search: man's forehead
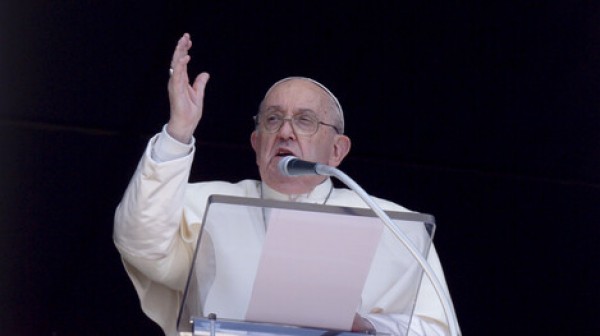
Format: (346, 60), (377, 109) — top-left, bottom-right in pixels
(264, 77), (343, 111)
(265, 79), (327, 101)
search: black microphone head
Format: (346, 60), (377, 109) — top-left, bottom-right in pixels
(278, 156), (324, 176)
(278, 156), (299, 176)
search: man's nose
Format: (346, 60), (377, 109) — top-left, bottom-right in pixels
(277, 118), (296, 139)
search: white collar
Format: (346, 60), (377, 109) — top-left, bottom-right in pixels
(260, 179), (334, 204)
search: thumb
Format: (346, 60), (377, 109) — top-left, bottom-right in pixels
(192, 72), (210, 99)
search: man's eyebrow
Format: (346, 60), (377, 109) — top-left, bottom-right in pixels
(297, 108), (317, 115)
(263, 106), (317, 115)
(264, 106), (283, 113)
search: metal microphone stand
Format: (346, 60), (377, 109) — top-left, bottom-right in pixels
(316, 164), (461, 336)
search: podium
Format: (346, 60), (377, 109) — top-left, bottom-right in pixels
(177, 195), (435, 336)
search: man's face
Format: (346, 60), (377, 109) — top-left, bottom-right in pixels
(251, 79), (350, 194)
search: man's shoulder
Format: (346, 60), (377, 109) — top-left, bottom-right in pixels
(185, 179), (260, 197)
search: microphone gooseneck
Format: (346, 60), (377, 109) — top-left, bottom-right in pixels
(277, 156), (461, 336)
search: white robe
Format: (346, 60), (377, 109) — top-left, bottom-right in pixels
(114, 131), (457, 336)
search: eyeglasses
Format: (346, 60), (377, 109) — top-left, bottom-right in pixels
(254, 111), (340, 136)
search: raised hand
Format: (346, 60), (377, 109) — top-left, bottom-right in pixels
(166, 33), (210, 144)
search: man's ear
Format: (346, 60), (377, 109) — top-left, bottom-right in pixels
(250, 131), (259, 165)
(250, 131), (258, 151)
(328, 134), (351, 167)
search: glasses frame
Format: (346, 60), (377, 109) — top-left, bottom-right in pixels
(253, 112), (341, 136)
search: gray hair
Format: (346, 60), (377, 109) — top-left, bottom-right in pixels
(259, 76), (345, 134)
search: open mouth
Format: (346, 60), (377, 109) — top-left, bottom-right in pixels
(275, 148), (295, 158)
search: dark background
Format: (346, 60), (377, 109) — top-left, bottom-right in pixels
(1, 1), (598, 335)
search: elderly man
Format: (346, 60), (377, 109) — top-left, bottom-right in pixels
(114, 33), (455, 336)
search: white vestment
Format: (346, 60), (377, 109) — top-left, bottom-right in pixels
(114, 130), (456, 336)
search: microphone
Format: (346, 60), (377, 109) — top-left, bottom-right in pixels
(278, 156), (334, 176)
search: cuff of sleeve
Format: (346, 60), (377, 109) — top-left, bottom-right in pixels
(151, 124), (195, 162)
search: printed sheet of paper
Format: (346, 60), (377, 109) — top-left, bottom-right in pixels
(245, 208), (384, 331)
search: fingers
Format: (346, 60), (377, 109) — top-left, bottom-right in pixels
(170, 33), (192, 79)
(170, 55), (191, 87)
(171, 33), (191, 67)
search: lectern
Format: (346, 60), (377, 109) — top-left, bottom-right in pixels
(177, 195), (435, 336)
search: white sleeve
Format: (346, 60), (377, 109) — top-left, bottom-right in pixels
(113, 129), (195, 259)
(112, 129), (201, 336)
(151, 124), (194, 162)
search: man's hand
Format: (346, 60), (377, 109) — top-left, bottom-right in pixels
(167, 33), (210, 144)
(352, 313), (376, 334)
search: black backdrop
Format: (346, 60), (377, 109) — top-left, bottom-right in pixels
(1, 1), (599, 335)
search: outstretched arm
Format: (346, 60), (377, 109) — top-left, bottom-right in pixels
(114, 33), (209, 274)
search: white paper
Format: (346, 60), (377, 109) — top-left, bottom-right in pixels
(245, 208), (384, 331)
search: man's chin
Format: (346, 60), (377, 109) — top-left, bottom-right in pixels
(265, 157), (296, 177)
(263, 174), (325, 195)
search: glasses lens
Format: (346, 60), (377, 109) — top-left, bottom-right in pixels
(292, 113), (318, 134)
(260, 112), (320, 135)
(263, 113), (283, 132)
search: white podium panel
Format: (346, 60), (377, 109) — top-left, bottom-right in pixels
(177, 195), (435, 336)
